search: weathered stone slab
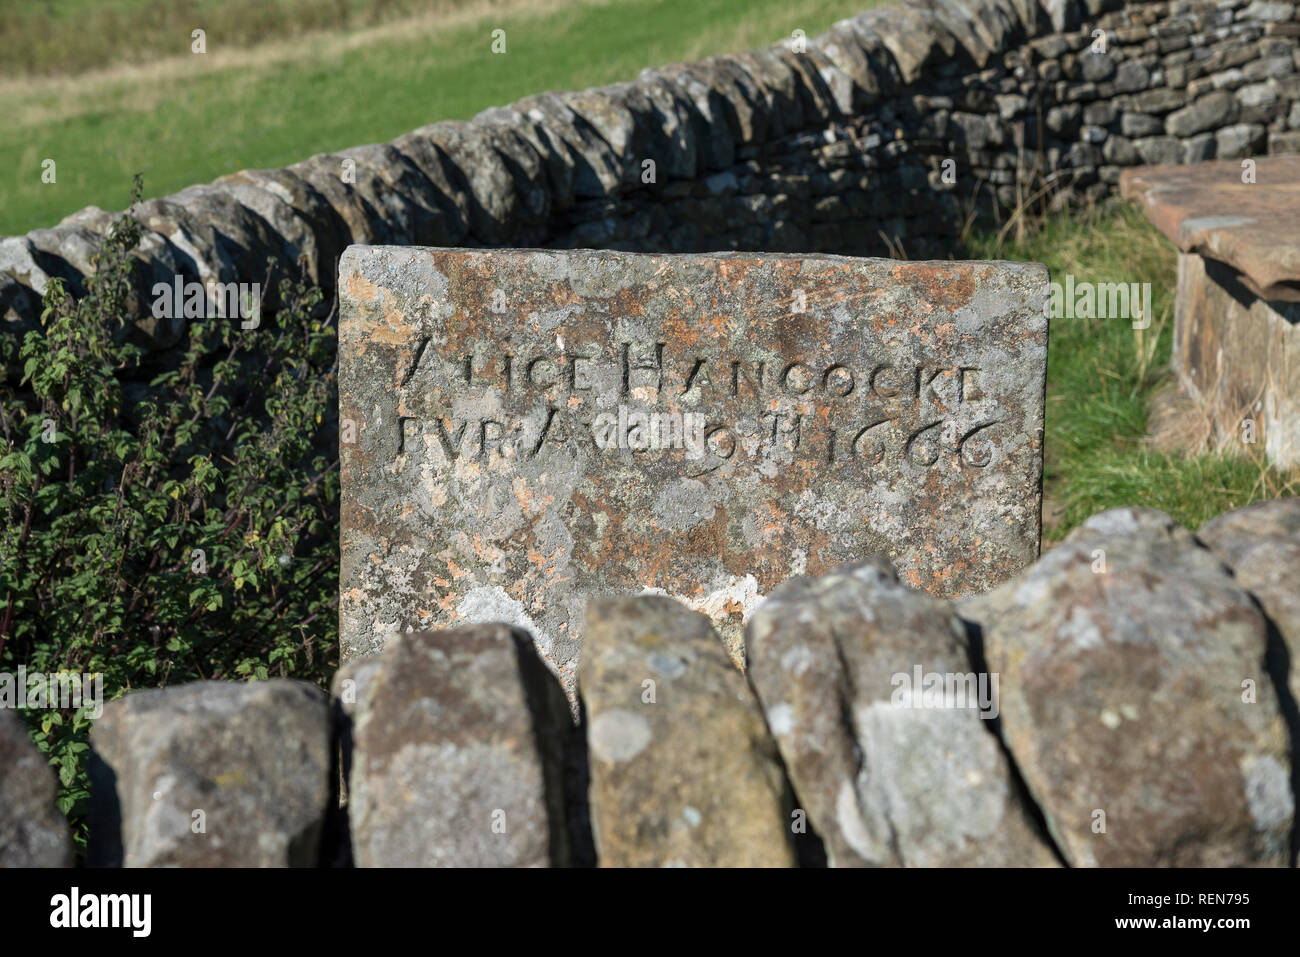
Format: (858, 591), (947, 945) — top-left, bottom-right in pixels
(0, 710), (73, 867)
(1121, 157), (1300, 301)
(339, 246), (1048, 691)
(747, 561), (1060, 867)
(964, 508), (1294, 867)
(580, 595), (796, 867)
(343, 624), (574, 867)
(87, 680), (332, 867)
(1123, 158), (1300, 467)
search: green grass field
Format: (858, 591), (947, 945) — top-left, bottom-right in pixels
(0, 0), (878, 235)
(3, 0), (1297, 539)
(2, 0), (446, 76)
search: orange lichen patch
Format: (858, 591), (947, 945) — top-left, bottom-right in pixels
(550, 282), (583, 308)
(344, 270), (380, 304)
(716, 258), (761, 285)
(349, 285), (421, 348)
(894, 262), (977, 312)
(659, 311), (709, 350)
(469, 534), (499, 563)
(514, 479), (559, 516)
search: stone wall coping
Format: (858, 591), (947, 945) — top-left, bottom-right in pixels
(1121, 156), (1300, 300)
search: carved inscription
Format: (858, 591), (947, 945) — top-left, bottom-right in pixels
(396, 340), (1001, 474)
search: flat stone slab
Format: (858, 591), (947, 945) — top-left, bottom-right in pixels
(1124, 157), (1300, 466)
(339, 246), (1047, 691)
(1121, 156), (1300, 301)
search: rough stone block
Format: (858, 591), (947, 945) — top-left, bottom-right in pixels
(87, 680), (332, 867)
(0, 711), (73, 867)
(747, 561), (1060, 867)
(963, 509), (1294, 866)
(1167, 90), (1241, 136)
(580, 595), (795, 866)
(1198, 500), (1300, 722)
(343, 624), (577, 867)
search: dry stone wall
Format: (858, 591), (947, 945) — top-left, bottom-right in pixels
(4, 0), (1300, 870)
(3, 0), (1299, 344)
(3, 499), (1297, 867)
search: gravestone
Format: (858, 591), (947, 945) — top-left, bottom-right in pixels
(339, 246), (1047, 694)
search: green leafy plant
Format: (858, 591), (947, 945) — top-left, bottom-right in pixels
(0, 178), (340, 849)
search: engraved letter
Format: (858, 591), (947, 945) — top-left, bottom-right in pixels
(435, 418), (468, 461)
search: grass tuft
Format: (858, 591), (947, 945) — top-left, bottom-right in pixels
(966, 202), (1299, 541)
